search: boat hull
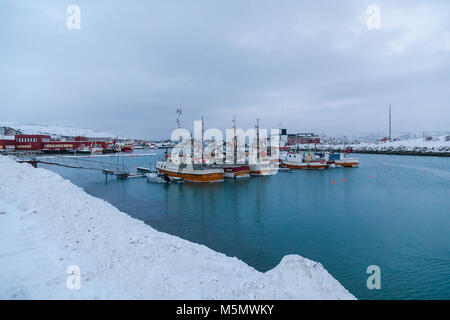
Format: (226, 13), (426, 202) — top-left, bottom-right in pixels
(91, 148), (103, 154)
(156, 160), (224, 183)
(157, 168), (224, 182)
(281, 161), (328, 170)
(250, 164), (279, 176)
(334, 160), (359, 167)
(223, 165), (250, 179)
(76, 150), (91, 155)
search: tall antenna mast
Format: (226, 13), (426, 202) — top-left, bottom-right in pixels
(389, 105), (392, 141)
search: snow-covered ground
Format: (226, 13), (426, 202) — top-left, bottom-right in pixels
(297, 135), (450, 154)
(0, 122), (118, 139)
(0, 156), (355, 300)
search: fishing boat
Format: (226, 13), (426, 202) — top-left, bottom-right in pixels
(281, 152), (328, 170)
(122, 145), (133, 152)
(331, 152), (359, 167)
(90, 147), (103, 154)
(155, 115), (224, 183)
(76, 147), (92, 155)
(223, 164), (250, 178)
(223, 117), (250, 179)
(156, 158), (224, 183)
(102, 147), (116, 154)
(145, 172), (183, 184)
(249, 118), (279, 176)
(250, 162), (279, 176)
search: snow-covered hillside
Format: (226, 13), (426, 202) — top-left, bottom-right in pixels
(0, 122), (118, 139)
(298, 135), (450, 154)
(0, 156), (355, 300)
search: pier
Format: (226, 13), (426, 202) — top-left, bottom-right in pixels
(11, 153), (159, 179)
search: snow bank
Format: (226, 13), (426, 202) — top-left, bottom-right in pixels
(297, 136), (450, 154)
(0, 156), (355, 300)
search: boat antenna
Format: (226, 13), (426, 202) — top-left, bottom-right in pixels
(176, 107), (183, 129)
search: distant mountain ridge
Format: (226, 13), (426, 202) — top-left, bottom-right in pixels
(0, 122), (121, 139)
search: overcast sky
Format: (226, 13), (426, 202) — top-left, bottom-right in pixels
(1, 0), (449, 139)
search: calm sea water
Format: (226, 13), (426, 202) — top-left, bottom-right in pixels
(41, 151), (450, 299)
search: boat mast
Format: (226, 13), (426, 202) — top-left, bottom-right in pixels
(256, 118), (260, 161)
(201, 115), (204, 164)
(176, 106), (183, 160)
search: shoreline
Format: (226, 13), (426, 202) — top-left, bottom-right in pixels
(0, 156), (355, 300)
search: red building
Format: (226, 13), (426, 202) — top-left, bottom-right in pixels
(42, 140), (109, 151)
(1, 134), (111, 152)
(0, 138), (16, 151)
(15, 134), (51, 150)
(287, 133), (320, 145)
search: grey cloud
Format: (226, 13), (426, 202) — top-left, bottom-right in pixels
(1, 0), (449, 139)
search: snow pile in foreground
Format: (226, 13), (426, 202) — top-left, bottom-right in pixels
(0, 156), (355, 300)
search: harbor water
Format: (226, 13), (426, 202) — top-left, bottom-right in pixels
(40, 152), (450, 299)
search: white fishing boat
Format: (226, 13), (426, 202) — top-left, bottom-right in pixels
(281, 152), (328, 170)
(250, 162), (279, 176)
(76, 147), (91, 154)
(145, 172), (183, 183)
(90, 147), (103, 154)
(332, 152), (359, 167)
